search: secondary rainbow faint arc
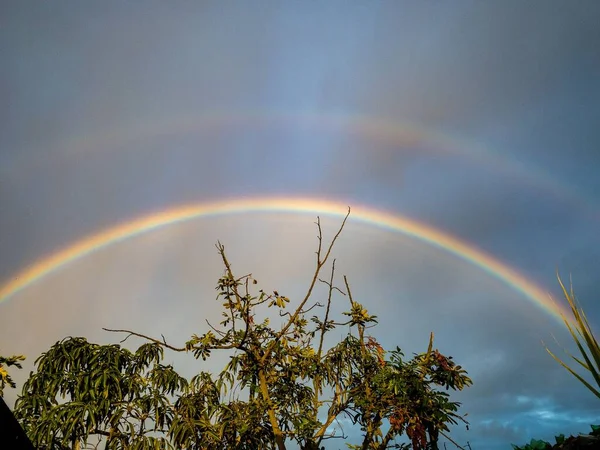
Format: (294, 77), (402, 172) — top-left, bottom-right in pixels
(14, 110), (595, 217)
(0, 197), (569, 325)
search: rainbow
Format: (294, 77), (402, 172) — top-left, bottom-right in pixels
(0, 197), (570, 325)
(12, 111), (596, 219)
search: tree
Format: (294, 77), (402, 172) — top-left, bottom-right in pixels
(15, 210), (472, 449)
(1, 352), (35, 450)
(0, 352), (25, 398)
(14, 337), (187, 449)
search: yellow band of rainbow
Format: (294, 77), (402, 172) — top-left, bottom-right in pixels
(0, 197), (569, 325)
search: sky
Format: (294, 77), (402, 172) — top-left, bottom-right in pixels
(1, 1), (600, 449)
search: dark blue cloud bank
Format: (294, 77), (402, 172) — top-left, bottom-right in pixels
(1, 2), (600, 449)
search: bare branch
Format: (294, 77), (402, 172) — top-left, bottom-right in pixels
(318, 276), (345, 296)
(343, 275), (355, 306)
(205, 319), (227, 337)
(303, 301), (324, 314)
(318, 259), (337, 359)
(439, 430), (466, 450)
(331, 320), (353, 327)
(216, 243), (239, 336)
(313, 260), (339, 420)
(236, 273), (252, 283)
(264, 208), (351, 363)
(278, 301), (323, 318)
(315, 217), (323, 263)
(320, 207), (351, 267)
(103, 328), (186, 352)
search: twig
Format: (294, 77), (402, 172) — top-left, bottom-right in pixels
(103, 328), (186, 352)
(205, 319), (227, 337)
(440, 430), (466, 450)
(265, 208), (350, 363)
(317, 259), (337, 359)
(343, 275), (354, 306)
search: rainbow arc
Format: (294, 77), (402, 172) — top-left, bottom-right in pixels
(0, 197), (569, 326)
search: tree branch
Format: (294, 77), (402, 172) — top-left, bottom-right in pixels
(317, 259), (337, 359)
(264, 208), (350, 363)
(439, 430), (466, 450)
(205, 319), (228, 337)
(102, 328), (186, 352)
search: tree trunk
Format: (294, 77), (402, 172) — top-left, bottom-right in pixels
(427, 425), (439, 450)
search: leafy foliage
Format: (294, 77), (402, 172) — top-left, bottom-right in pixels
(511, 425), (600, 450)
(512, 274), (600, 450)
(14, 211), (473, 450)
(542, 274), (600, 401)
(511, 438), (553, 450)
(0, 352), (25, 397)
(14, 337), (187, 449)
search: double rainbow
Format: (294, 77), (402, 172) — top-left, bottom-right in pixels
(0, 197), (568, 326)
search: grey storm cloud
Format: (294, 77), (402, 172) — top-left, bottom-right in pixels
(1, 1), (600, 449)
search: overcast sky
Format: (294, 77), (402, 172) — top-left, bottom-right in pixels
(1, 2), (600, 449)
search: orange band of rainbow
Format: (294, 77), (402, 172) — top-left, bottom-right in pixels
(0, 197), (569, 326)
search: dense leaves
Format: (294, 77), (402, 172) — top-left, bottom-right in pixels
(13, 212), (473, 449)
(14, 337), (187, 449)
(0, 352), (25, 397)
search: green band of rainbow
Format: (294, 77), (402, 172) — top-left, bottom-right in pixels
(0, 197), (569, 325)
